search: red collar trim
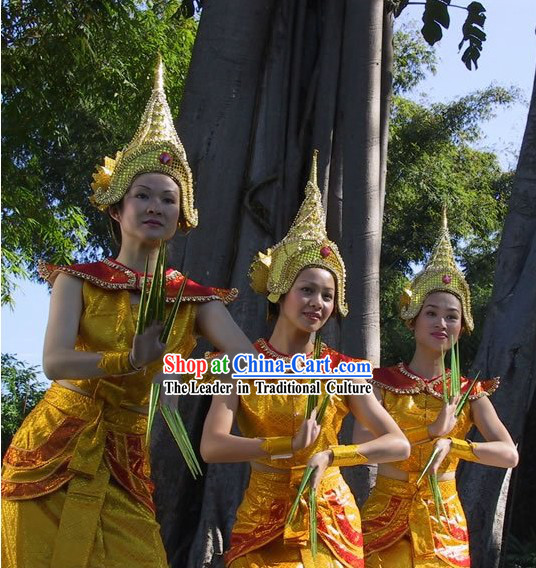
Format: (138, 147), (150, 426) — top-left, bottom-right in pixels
(38, 259), (238, 305)
(370, 363), (500, 399)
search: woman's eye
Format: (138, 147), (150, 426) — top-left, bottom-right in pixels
(136, 192), (148, 199)
(164, 198), (176, 204)
(426, 310), (436, 317)
(323, 294), (333, 301)
(301, 287), (311, 293)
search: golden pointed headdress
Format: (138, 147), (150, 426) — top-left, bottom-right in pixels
(249, 150), (348, 316)
(400, 208), (473, 331)
(90, 55), (197, 231)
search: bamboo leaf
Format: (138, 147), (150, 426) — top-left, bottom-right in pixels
(429, 473), (448, 522)
(171, 408), (203, 476)
(157, 241), (167, 323)
(309, 482), (317, 557)
(145, 241), (165, 326)
(316, 394), (330, 424)
(450, 336), (456, 397)
(455, 371), (481, 417)
(417, 445), (441, 485)
(286, 465), (314, 526)
(306, 333), (322, 418)
(313, 333), (323, 359)
(160, 404), (202, 478)
(441, 345), (448, 403)
(160, 271), (189, 344)
(136, 255), (151, 335)
(146, 382), (160, 445)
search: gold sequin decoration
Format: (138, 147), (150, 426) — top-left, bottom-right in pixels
(90, 55), (197, 231)
(399, 208), (473, 331)
(248, 150), (348, 316)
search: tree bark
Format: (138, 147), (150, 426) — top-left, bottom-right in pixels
(153, 1), (393, 565)
(458, 67), (536, 568)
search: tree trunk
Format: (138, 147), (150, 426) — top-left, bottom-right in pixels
(458, 67), (536, 568)
(152, 1), (393, 565)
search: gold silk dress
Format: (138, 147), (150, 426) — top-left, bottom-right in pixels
(361, 364), (499, 568)
(225, 339), (366, 568)
(1, 258), (237, 568)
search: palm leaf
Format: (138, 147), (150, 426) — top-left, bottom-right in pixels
(417, 445), (441, 485)
(136, 255), (151, 335)
(160, 404), (202, 478)
(160, 272), (189, 343)
(455, 371), (481, 417)
(286, 465), (314, 526)
(309, 483), (317, 557)
(146, 382), (160, 445)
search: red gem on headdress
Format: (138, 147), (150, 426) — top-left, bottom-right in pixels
(320, 246), (332, 258)
(442, 274), (452, 284)
(159, 152), (172, 165)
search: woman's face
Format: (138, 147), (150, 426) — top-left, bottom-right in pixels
(110, 173), (180, 244)
(279, 267), (335, 334)
(412, 291), (463, 354)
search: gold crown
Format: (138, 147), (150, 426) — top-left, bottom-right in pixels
(90, 55), (197, 232)
(400, 208), (473, 331)
(249, 150), (348, 316)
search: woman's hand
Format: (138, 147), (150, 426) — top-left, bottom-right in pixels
(292, 409), (321, 452)
(130, 322), (166, 368)
(428, 396), (460, 438)
(308, 450), (334, 489)
(429, 438), (452, 474)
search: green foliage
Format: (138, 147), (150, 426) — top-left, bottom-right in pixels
(1, 0), (197, 305)
(459, 2), (486, 70)
(1, 353), (46, 455)
(421, 0), (451, 46)
(381, 29), (519, 368)
(394, 1), (487, 69)
(393, 27), (437, 95)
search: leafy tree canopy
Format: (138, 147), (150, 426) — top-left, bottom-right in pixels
(381, 27), (520, 368)
(1, 0), (196, 305)
(1, 353), (46, 455)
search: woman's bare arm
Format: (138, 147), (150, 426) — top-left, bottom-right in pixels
(352, 385), (383, 444)
(196, 301), (258, 367)
(348, 381), (410, 463)
(43, 273), (105, 379)
(468, 396), (518, 467)
(430, 395), (518, 473)
(200, 391), (321, 463)
(200, 392), (263, 463)
(43, 273), (166, 380)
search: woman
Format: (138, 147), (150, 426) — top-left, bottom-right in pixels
(1, 57), (255, 568)
(201, 152), (410, 568)
(359, 211), (519, 567)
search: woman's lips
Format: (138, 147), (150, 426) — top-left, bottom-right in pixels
(303, 312), (321, 321)
(431, 332), (448, 339)
(144, 220), (163, 227)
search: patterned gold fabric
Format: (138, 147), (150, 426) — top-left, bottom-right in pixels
(228, 468), (363, 568)
(363, 476), (469, 568)
(381, 390), (471, 475)
(1, 473), (168, 568)
(1, 278), (200, 566)
(369, 364), (498, 474)
(226, 339), (368, 567)
(362, 364), (498, 567)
